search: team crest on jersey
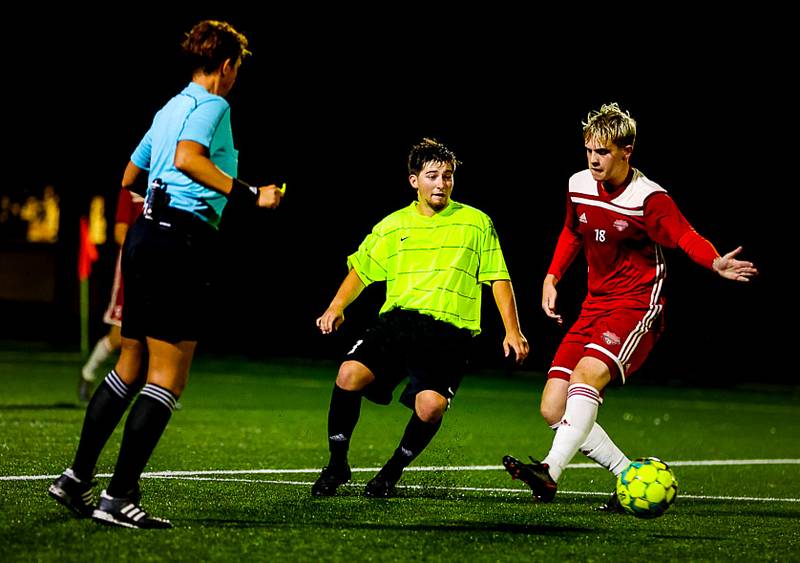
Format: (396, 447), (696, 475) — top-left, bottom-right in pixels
(613, 219), (629, 232)
(579, 212), (588, 224)
(602, 331), (621, 346)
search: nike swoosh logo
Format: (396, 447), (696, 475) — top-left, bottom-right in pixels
(401, 236), (409, 241)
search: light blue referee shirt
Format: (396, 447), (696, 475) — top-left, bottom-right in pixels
(131, 82), (238, 228)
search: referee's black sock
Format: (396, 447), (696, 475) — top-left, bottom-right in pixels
(384, 413), (442, 477)
(107, 383), (179, 498)
(71, 370), (138, 482)
(326, 384), (362, 468)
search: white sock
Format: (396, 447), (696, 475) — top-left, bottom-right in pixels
(548, 420), (630, 477)
(81, 336), (112, 382)
(543, 383), (601, 482)
(580, 423), (630, 477)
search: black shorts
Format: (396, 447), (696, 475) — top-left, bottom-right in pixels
(120, 209), (217, 343)
(344, 308), (473, 410)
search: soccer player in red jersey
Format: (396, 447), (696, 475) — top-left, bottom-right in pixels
(503, 103), (758, 506)
(79, 188), (144, 401)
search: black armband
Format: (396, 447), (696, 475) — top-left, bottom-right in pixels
(229, 178), (259, 205)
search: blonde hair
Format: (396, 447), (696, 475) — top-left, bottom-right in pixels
(582, 102), (636, 148)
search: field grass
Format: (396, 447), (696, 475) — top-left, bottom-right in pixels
(1, 348), (799, 561)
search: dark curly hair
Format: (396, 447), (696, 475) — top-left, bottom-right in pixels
(407, 138), (459, 176)
(181, 20), (251, 75)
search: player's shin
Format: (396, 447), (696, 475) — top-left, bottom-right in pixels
(384, 412), (442, 476)
(543, 383), (602, 481)
(326, 384), (362, 467)
(580, 423), (630, 476)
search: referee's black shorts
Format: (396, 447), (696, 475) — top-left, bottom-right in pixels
(344, 308), (473, 410)
(120, 209), (217, 343)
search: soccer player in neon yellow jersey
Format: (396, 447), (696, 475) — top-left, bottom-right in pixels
(312, 137), (529, 498)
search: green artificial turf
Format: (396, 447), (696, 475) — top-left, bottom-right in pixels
(1, 349), (798, 561)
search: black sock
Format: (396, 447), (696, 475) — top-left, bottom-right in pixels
(326, 384), (362, 467)
(71, 370), (137, 482)
(106, 383), (179, 498)
(384, 413), (442, 477)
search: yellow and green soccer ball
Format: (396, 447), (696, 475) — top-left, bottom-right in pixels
(616, 457), (678, 519)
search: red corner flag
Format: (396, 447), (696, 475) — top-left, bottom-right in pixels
(78, 216), (98, 281)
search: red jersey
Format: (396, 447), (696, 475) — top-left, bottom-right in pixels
(115, 188), (144, 226)
(548, 169), (718, 313)
(103, 189), (145, 326)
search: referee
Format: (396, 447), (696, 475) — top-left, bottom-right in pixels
(313, 137), (529, 498)
(48, 20), (283, 528)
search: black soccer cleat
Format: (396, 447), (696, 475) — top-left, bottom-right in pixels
(503, 455), (558, 502)
(91, 490), (172, 529)
(48, 468), (96, 517)
(364, 469), (401, 498)
(311, 464), (351, 497)
(597, 489), (626, 514)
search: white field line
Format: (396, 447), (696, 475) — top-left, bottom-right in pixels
(3, 459), (800, 503)
(4, 458), (799, 482)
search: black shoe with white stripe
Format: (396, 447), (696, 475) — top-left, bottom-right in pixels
(311, 464), (351, 497)
(364, 468), (401, 498)
(48, 468), (95, 517)
(92, 490), (172, 529)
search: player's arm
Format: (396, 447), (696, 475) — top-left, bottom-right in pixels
(121, 161), (148, 197)
(491, 280), (529, 365)
(316, 269), (367, 335)
(112, 188), (134, 246)
(645, 193), (758, 282)
(174, 140), (282, 209)
(543, 195), (582, 324)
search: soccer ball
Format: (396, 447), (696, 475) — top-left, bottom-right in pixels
(616, 457), (678, 519)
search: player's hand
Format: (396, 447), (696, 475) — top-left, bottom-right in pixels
(257, 184), (283, 209)
(712, 246), (759, 282)
(504, 332), (529, 365)
(316, 308), (344, 334)
(542, 275), (563, 325)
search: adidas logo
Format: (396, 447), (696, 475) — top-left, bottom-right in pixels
(329, 433), (348, 442)
(579, 212), (588, 224)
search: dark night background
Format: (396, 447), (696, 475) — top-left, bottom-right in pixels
(2, 9), (791, 384)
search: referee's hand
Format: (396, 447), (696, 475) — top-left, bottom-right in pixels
(257, 185), (283, 209)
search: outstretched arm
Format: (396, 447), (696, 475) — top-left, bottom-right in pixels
(645, 194), (758, 281)
(316, 269), (367, 334)
(491, 280), (529, 365)
(712, 246), (758, 282)
(174, 140), (283, 209)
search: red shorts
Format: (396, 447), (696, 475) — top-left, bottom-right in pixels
(102, 252), (124, 327)
(548, 305), (664, 384)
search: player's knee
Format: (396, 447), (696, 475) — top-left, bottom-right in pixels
(571, 357), (611, 391)
(336, 361), (373, 391)
(539, 381), (567, 426)
(107, 332), (122, 350)
(146, 369), (188, 396)
(540, 400), (564, 426)
(415, 391), (447, 423)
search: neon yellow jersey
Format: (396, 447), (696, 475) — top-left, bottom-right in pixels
(347, 200), (510, 334)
